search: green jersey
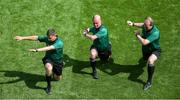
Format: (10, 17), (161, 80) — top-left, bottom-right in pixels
(142, 25), (160, 53)
(90, 25), (109, 51)
(38, 36), (63, 63)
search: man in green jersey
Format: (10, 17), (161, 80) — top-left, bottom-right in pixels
(127, 17), (161, 90)
(83, 15), (112, 79)
(14, 29), (63, 94)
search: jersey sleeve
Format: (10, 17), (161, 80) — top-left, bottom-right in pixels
(89, 27), (94, 33)
(147, 31), (159, 43)
(141, 25), (145, 29)
(52, 40), (63, 50)
(95, 28), (107, 38)
(38, 36), (47, 42)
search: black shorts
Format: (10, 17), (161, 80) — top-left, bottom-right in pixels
(90, 44), (112, 61)
(143, 49), (161, 60)
(42, 57), (63, 76)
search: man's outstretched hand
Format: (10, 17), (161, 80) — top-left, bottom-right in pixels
(14, 36), (23, 41)
(28, 49), (37, 52)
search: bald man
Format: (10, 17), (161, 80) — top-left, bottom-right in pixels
(127, 17), (161, 90)
(83, 15), (112, 79)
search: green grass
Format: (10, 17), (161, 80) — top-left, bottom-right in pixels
(0, 0), (180, 99)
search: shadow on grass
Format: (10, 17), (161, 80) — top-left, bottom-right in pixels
(63, 54), (147, 85)
(0, 54), (147, 89)
(63, 55), (92, 75)
(0, 71), (46, 90)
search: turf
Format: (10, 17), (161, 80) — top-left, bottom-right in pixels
(0, 0), (180, 99)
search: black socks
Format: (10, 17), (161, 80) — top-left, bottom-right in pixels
(46, 75), (51, 87)
(147, 64), (155, 84)
(90, 58), (96, 72)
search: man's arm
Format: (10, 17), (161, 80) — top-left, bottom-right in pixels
(28, 45), (55, 52)
(127, 20), (144, 28)
(83, 28), (98, 41)
(14, 36), (38, 41)
(134, 31), (150, 46)
(84, 34), (98, 41)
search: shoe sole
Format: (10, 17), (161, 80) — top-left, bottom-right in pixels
(144, 85), (152, 91)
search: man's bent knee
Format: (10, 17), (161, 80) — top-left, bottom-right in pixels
(90, 49), (98, 59)
(45, 63), (53, 76)
(54, 74), (62, 81)
(148, 54), (157, 65)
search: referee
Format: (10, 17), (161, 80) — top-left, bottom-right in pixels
(15, 29), (63, 94)
(83, 15), (112, 79)
(127, 17), (161, 90)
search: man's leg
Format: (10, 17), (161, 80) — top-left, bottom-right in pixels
(144, 54), (157, 90)
(45, 63), (53, 94)
(90, 48), (98, 79)
(53, 63), (63, 81)
(99, 50), (112, 63)
(53, 74), (62, 81)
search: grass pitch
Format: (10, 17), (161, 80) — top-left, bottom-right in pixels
(0, 0), (180, 99)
